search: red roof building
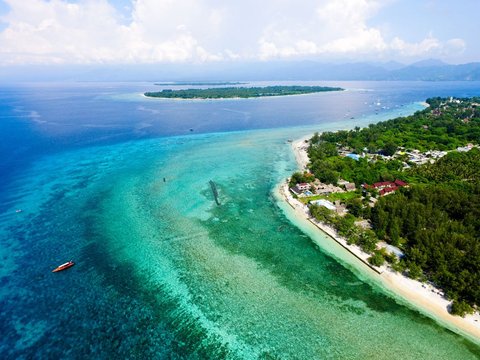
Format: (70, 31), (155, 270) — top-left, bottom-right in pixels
(365, 179), (408, 196)
(379, 186), (398, 196)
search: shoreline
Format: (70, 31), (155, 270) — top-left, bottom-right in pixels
(277, 134), (480, 344)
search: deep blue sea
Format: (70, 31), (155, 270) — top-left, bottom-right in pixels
(1, 81), (480, 359)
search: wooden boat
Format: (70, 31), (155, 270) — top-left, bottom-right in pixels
(52, 261), (75, 272)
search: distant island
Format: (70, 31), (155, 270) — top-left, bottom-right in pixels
(154, 81), (247, 86)
(144, 85), (344, 99)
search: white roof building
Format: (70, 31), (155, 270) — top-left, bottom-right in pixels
(311, 199), (336, 211)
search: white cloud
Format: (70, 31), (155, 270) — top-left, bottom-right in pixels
(0, 0), (223, 64)
(390, 35), (466, 59)
(390, 35), (440, 57)
(0, 0), (469, 65)
(445, 38), (466, 54)
(257, 0), (388, 60)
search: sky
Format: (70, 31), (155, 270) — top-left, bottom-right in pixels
(0, 0), (478, 66)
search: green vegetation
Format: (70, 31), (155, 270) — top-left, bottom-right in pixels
(289, 171), (314, 188)
(368, 250), (386, 267)
(309, 204), (335, 224)
(410, 149), (480, 184)
(369, 148), (480, 308)
(308, 155), (405, 187)
(314, 97), (480, 153)
(154, 81), (246, 86)
(309, 204), (381, 254)
(307, 97), (480, 188)
(450, 300), (475, 317)
(144, 85), (343, 99)
(301, 97), (480, 313)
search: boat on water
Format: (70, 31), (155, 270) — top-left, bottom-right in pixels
(52, 261), (75, 272)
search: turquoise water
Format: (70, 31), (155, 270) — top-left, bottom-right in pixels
(1, 124), (479, 358)
(1, 82), (480, 358)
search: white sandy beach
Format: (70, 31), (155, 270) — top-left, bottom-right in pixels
(291, 136), (311, 171)
(277, 134), (480, 344)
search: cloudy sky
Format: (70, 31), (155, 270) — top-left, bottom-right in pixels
(0, 0), (478, 66)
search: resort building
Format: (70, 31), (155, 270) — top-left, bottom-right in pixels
(296, 183), (311, 191)
(290, 186), (303, 196)
(363, 179), (408, 197)
(314, 180), (344, 195)
(290, 182), (312, 196)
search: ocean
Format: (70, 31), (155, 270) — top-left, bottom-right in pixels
(1, 81), (480, 359)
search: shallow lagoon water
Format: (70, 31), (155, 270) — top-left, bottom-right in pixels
(1, 82), (480, 358)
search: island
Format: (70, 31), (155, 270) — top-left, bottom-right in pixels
(281, 96), (480, 341)
(153, 81), (247, 86)
(144, 85), (344, 99)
